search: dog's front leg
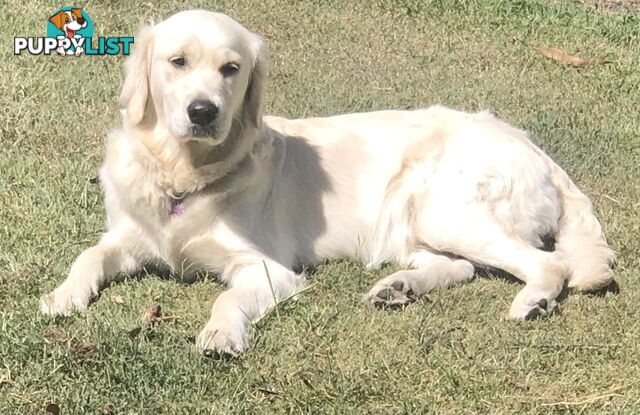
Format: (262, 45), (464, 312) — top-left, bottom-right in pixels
(197, 258), (304, 356)
(40, 227), (147, 316)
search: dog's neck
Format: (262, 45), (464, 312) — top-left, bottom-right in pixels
(127, 117), (271, 200)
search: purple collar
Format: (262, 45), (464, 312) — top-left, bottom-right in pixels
(169, 191), (186, 216)
(170, 198), (185, 215)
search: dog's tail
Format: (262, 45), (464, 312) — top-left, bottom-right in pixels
(545, 156), (615, 291)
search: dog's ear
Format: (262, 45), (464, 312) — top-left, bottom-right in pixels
(48, 11), (66, 30)
(242, 33), (269, 129)
(119, 26), (154, 126)
(71, 9), (83, 20)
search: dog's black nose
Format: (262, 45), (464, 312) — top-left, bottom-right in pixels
(187, 100), (218, 126)
(77, 17), (86, 25)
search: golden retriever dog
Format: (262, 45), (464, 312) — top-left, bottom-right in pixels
(40, 10), (615, 355)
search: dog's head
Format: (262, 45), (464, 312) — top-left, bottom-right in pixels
(119, 10), (269, 145)
(49, 9), (87, 38)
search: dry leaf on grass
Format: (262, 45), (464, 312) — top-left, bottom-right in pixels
(70, 341), (98, 360)
(536, 46), (605, 67)
(110, 295), (125, 304)
(43, 326), (69, 344)
(44, 327), (98, 360)
(141, 304), (179, 325)
(101, 404), (115, 414)
(142, 304), (162, 323)
(258, 387), (282, 396)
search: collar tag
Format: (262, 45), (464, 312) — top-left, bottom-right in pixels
(170, 190), (186, 200)
(169, 190), (186, 216)
(170, 198), (185, 215)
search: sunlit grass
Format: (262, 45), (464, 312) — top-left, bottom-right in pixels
(1, 0), (639, 413)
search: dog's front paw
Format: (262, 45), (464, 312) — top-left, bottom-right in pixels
(39, 286), (92, 316)
(196, 318), (247, 357)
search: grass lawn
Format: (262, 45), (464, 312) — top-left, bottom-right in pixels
(1, 0), (639, 413)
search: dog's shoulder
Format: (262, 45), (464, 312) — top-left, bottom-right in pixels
(101, 128), (168, 217)
(103, 128), (155, 179)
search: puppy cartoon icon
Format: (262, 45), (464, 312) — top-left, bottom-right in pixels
(48, 9), (87, 56)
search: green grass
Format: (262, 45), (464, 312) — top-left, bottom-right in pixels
(1, 0), (639, 413)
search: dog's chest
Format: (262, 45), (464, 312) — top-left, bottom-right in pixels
(102, 159), (208, 266)
(148, 186), (239, 270)
(102, 130), (254, 274)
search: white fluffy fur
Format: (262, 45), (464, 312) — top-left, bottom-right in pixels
(40, 10), (615, 354)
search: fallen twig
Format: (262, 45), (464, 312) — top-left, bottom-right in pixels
(541, 384), (629, 407)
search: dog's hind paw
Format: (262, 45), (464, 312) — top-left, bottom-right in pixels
(366, 278), (418, 308)
(508, 293), (558, 320)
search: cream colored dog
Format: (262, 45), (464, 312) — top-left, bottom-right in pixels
(40, 10), (615, 355)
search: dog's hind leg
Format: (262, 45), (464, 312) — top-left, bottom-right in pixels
(422, 214), (569, 320)
(461, 237), (568, 320)
(366, 250), (475, 307)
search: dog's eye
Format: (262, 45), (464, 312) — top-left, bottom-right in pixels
(220, 62), (240, 77)
(170, 57), (186, 68)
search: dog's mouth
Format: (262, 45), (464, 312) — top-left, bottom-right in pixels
(188, 124), (218, 140)
(65, 28), (75, 38)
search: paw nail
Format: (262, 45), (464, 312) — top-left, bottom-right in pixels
(391, 281), (404, 291)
